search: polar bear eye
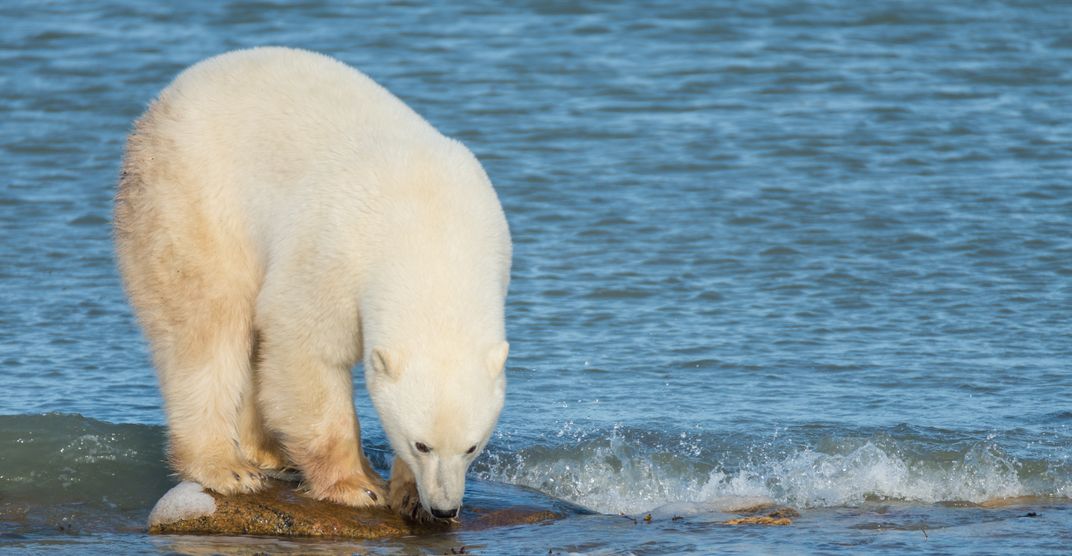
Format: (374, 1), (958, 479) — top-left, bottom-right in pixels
(415, 442), (431, 453)
(466, 445), (477, 455)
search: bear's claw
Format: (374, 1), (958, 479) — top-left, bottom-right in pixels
(304, 472), (388, 508)
(389, 478), (441, 523)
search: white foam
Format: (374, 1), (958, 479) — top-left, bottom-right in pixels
(750, 441), (1025, 507)
(479, 435), (1032, 515)
(148, 481), (217, 526)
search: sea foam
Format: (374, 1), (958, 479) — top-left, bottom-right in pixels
(477, 427), (1038, 515)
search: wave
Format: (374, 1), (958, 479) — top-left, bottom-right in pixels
(2, 414), (1069, 528)
(475, 424), (1072, 515)
(0, 413), (172, 533)
(0, 413), (171, 507)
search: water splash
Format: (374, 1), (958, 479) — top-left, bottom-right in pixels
(477, 425), (1065, 515)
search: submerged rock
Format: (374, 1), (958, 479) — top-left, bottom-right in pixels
(149, 478), (570, 538)
(977, 496), (1053, 508)
(724, 507), (798, 526)
(724, 514), (793, 526)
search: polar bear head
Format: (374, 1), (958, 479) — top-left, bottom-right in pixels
(366, 341), (508, 518)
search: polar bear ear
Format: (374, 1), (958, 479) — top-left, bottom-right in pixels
(487, 341), (509, 377)
(371, 347), (400, 380)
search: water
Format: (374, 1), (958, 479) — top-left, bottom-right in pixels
(2, 0), (1070, 553)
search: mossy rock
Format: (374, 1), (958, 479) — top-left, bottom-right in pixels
(149, 478), (574, 538)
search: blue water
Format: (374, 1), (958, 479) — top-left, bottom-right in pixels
(2, 1), (1071, 554)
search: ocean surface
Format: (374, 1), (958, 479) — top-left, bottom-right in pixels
(2, 1), (1070, 554)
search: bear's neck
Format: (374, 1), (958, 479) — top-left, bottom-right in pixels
(359, 261), (506, 359)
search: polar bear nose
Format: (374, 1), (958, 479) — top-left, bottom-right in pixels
(431, 507), (458, 519)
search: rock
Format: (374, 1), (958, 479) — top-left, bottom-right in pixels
(724, 515), (792, 526)
(149, 478), (573, 538)
(723, 506), (798, 526)
(649, 495), (778, 519)
(977, 495), (1052, 508)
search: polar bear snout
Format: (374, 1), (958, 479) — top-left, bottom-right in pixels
(413, 456), (468, 518)
(430, 507), (458, 519)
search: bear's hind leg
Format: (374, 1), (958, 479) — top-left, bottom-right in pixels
(153, 303), (267, 496)
(238, 369), (288, 473)
(237, 329), (288, 473)
(116, 175), (265, 495)
(120, 285), (265, 498)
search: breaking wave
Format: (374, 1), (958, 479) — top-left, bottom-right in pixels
(476, 424), (1071, 515)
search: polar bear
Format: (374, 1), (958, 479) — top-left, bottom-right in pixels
(114, 47), (511, 520)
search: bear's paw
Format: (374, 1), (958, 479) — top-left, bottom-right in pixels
(305, 473), (388, 509)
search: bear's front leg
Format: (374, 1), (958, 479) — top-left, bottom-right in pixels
(254, 290), (386, 508)
(258, 356), (387, 506)
(388, 455), (430, 521)
(299, 430), (386, 507)
(259, 354), (387, 507)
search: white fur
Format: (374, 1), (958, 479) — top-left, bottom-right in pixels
(115, 47), (511, 515)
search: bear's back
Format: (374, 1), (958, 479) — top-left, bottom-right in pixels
(126, 47), (461, 236)
(159, 47), (436, 145)
(120, 47), (506, 288)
